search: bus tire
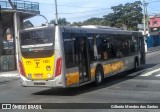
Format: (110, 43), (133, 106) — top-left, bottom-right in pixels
(134, 58), (139, 71)
(95, 66), (104, 86)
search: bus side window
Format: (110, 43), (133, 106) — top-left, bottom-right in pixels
(95, 35), (102, 60)
(88, 36), (94, 62)
(101, 35), (108, 60)
(132, 36), (139, 52)
(114, 34), (123, 58)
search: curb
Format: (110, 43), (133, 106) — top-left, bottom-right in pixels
(0, 71), (19, 77)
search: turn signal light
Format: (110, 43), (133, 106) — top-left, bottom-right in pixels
(19, 60), (25, 77)
(55, 57), (62, 77)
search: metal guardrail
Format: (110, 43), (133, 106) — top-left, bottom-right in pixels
(0, 0), (39, 12)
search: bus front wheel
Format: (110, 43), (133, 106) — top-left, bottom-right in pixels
(95, 67), (104, 86)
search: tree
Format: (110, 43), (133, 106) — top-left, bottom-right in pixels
(104, 1), (143, 30)
(82, 17), (104, 25)
(50, 18), (70, 25)
(72, 22), (82, 26)
(72, 18), (106, 26)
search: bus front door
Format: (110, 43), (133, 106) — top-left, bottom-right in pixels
(77, 37), (91, 83)
(140, 36), (146, 64)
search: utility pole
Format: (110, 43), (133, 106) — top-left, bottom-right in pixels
(143, 0), (146, 36)
(145, 3), (149, 35)
(143, 0), (147, 63)
(54, 0), (58, 25)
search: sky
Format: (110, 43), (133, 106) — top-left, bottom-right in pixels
(25, 0), (160, 26)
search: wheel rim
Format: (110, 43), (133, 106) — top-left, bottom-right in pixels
(96, 71), (102, 83)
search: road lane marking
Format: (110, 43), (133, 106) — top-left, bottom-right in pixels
(141, 68), (160, 76)
(155, 74), (160, 77)
(0, 73), (19, 77)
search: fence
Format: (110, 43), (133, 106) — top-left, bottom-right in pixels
(0, 0), (39, 13)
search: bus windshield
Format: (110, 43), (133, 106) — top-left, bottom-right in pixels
(20, 28), (54, 47)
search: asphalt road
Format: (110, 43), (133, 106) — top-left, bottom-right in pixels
(1, 51), (160, 112)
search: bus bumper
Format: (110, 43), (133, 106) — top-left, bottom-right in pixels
(20, 75), (66, 88)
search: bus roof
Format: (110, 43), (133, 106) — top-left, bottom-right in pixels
(20, 25), (142, 35)
(61, 26), (142, 35)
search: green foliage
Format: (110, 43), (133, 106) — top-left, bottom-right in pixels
(83, 18), (104, 25)
(71, 18), (108, 27)
(49, 1), (143, 31)
(72, 22), (82, 26)
(72, 1), (143, 30)
(104, 1), (143, 30)
(50, 18), (70, 26)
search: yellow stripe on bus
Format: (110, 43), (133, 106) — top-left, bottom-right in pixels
(91, 68), (96, 78)
(66, 61), (124, 86)
(103, 61), (124, 74)
(66, 72), (79, 86)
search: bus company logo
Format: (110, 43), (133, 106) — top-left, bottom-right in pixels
(2, 104), (11, 109)
(26, 61), (32, 65)
(36, 62), (40, 68)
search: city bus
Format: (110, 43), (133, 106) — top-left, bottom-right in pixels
(18, 25), (146, 87)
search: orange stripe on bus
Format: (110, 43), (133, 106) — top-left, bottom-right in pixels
(66, 72), (79, 86)
(103, 61), (124, 75)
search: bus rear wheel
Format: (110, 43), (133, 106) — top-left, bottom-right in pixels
(95, 67), (104, 86)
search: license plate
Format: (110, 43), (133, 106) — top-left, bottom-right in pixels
(35, 74), (43, 78)
(34, 82), (45, 85)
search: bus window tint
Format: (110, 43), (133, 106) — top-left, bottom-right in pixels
(95, 34), (117, 60)
(132, 36), (139, 52)
(20, 29), (54, 46)
(101, 34), (116, 60)
(114, 34), (139, 57)
(63, 33), (77, 68)
(96, 34), (102, 60)
(87, 36), (94, 62)
(114, 35), (124, 58)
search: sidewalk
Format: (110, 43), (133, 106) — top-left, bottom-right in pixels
(0, 71), (19, 78)
(147, 46), (160, 53)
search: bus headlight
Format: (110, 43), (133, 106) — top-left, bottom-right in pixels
(28, 74), (32, 78)
(47, 74), (51, 78)
(46, 66), (51, 71)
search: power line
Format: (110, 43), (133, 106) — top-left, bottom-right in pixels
(59, 8), (111, 15)
(38, 2), (108, 9)
(66, 11), (107, 20)
(147, 0), (160, 3)
(148, 6), (160, 12)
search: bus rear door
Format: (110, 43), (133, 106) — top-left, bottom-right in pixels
(77, 37), (91, 83)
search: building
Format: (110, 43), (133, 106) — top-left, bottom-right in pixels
(147, 16), (160, 48)
(150, 15), (160, 32)
(0, 0), (40, 71)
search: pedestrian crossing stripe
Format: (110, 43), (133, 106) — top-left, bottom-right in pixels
(155, 74), (160, 77)
(140, 68), (160, 76)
